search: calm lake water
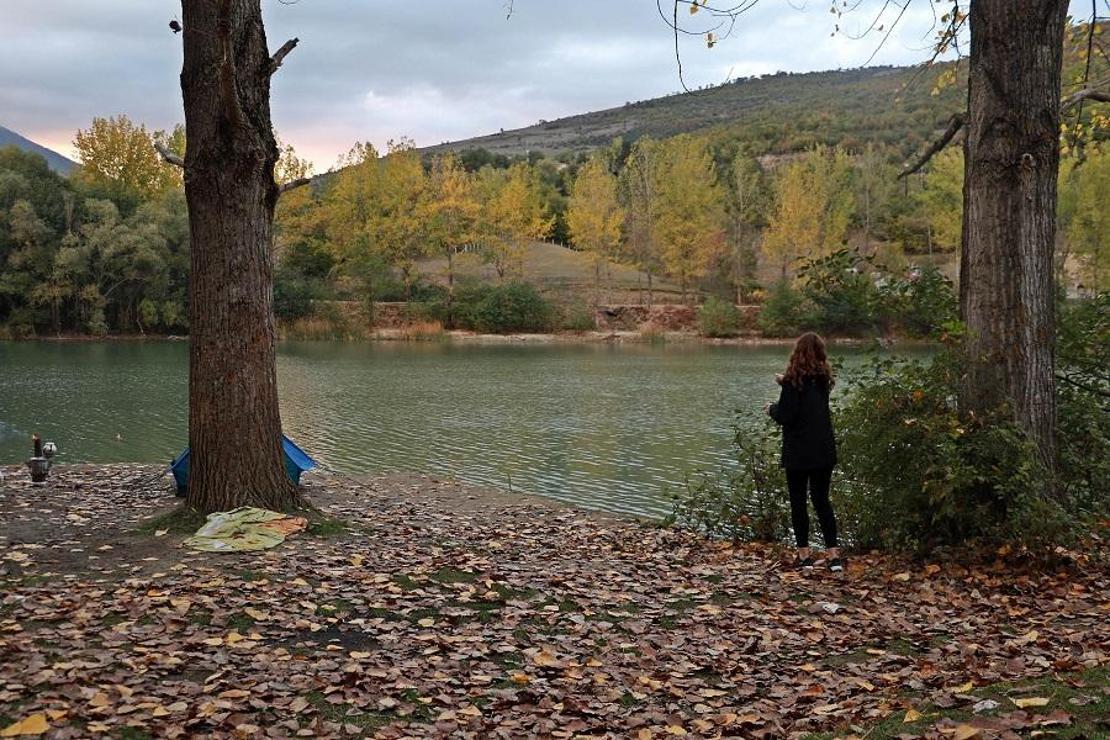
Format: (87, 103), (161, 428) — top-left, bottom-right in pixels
(0, 340), (916, 518)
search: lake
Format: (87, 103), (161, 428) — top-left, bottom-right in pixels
(0, 340), (913, 518)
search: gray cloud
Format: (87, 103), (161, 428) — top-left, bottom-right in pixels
(1, 1), (1093, 171)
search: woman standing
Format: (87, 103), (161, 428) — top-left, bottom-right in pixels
(765, 332), (843, 571)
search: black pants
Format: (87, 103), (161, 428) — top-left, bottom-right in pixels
(785, 467), (837, 548)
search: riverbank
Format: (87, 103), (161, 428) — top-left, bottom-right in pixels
(2, 464), (1106, 738)
(3, 329), (925, 348)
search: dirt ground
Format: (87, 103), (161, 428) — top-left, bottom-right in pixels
(1, 464), (1106, 739)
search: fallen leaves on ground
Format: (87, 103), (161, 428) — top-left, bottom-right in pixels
(0, 465), (1106, 738)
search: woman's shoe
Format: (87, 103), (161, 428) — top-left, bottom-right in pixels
(794, 555), (816, 569)
(827, 557), (845, 572)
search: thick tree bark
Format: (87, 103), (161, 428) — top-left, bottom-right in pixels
(180, 0), (299, 513)
(959, 0), (1068, 476)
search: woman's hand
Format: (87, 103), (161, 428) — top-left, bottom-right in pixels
(775, 373), (784, 385)
(763, 402), (773, 416)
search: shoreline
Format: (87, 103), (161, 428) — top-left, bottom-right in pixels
(2, 329), (936, 347)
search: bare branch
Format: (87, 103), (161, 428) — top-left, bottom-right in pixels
(270, 37), (299, 74)
(154, 142), (185, 169)
(278, 176), (312, 194)
(1061, 86), (1110, 112)
(898, 111), (966, 179)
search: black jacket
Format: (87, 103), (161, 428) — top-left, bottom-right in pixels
(769, 376), (837, 470)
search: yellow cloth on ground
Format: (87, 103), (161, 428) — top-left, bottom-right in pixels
(184, 506), (307, 552)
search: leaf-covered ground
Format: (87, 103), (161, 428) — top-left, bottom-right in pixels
(1, 465), (1106, 739)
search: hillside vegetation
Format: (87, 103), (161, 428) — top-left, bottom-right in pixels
(424, 64), (965, 160)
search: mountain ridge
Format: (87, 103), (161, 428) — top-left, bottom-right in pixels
(420, 63), (964, 159)
(0, 125), (76, 174)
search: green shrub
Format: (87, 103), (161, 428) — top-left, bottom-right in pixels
(274, 271), (328, 321)
(698, 296), (743, 337)
(452, 282), (554, 333)
(667, 423), (791, 543)
(797, 249), (882, 336)
(558, 302), (596, 332)
(879, 265), (958, 338)
(834, 351), (1063, 551)
(1056, 293), (1110, 515)
(757, 280), (809, 337)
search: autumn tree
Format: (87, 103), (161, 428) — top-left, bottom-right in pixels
(477, 162), (552, 282)
(158, 0), (305, 513)
(763, 146), (852, 279)
(619, 137), (663, 305)
(420, 152), (480, 316)
(1059, 145), (1109, 291)
(73, 116), (182, 205)
(567, 155), (624, 304)
(723, 149), (769, 303)
(369, 141), (428, 298)
(652, 135), (725, 304)
(918, 148), (963, 253)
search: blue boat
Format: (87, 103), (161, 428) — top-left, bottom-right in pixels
(170, 436), (316, 494)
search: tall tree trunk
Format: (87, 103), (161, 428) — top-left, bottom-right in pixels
(959, 0), (1067, 476)
(181, 0), (298, 514)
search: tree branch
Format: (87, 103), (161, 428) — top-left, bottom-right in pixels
(898, 111), (966, 179)
(1061, 86), (1110, 112)
(278, 176), (311, 194)
(154, 142), (185, 169)
(270, 37), (299, 74)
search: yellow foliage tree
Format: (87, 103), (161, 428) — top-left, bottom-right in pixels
(567, 155), (625, 303)
(651, 135), (725, 304)
(918, 147), (963, 253)
(619, 137), (663, 305)
(73, 115), (182, 201)
(419, 152), (480, 301)
(477, 162), (552, 282)
(763, 146), (853, 278)
(369, 140), (428, 297)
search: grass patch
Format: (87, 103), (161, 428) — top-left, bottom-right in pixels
(305, 515), (349, 538)
(135, 507), (206, 536)
(431, 567), (478, 585)
(807, 666), (1109, 740)
(304, 691), (394, 731)
(227, 612), (256, 631)
(392, 574), (421, 591)
(187, 610), (213, 627)
(117, 728), (153, 740)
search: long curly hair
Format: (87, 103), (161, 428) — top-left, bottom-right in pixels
(782, 332), (834, 390)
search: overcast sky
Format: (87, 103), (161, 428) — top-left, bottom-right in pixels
(0, 1), (1094, 171)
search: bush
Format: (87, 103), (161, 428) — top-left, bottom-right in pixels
(452, 282), (554, 334)
(668, 423), (791, 543)
(797, 249), (882, 336)
(757, 280), (808, 337)
(1056, 293), (1110, 515)
(879, 265), (958, 338)
(558, 302), (596, 332)
(834, 351), (1064, 551)
(698, 296), (743, 338)
(671, 347), (1085, 553)
(274, 270), (328, 321)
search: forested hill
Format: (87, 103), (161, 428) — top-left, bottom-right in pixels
(423, 63), (966, 160)
(0, 125), (75, 174)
